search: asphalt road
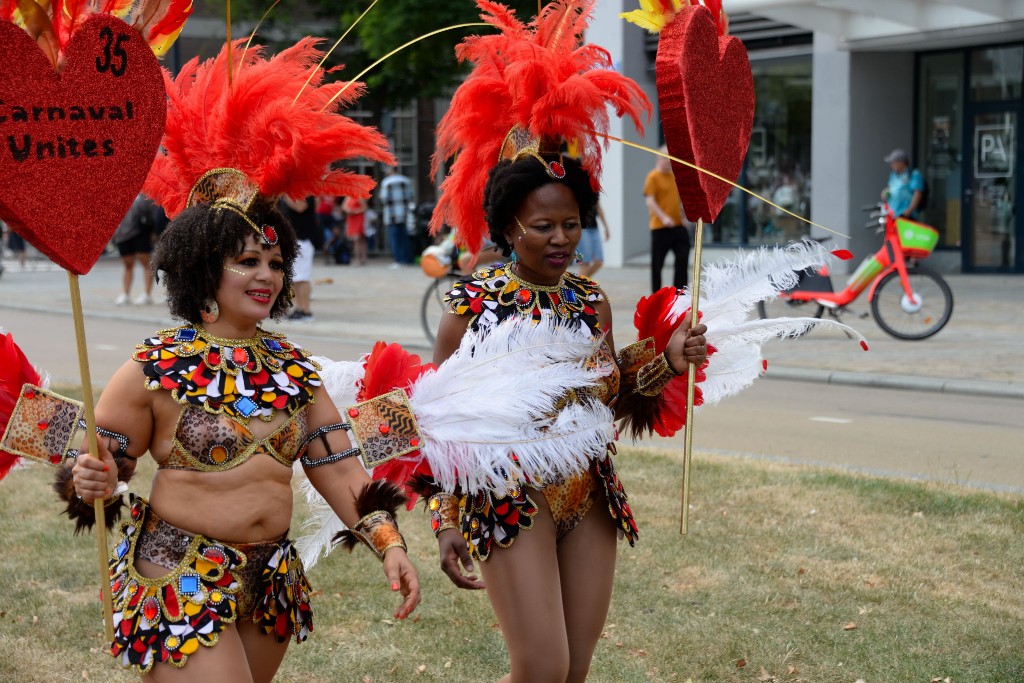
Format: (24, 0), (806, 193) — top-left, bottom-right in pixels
(4, 306), (1021, 494)
(653, 378), (1024, 494)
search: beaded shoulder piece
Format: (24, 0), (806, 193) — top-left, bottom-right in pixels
(444, 264), (605, 335)
(133, 325), (322, 422)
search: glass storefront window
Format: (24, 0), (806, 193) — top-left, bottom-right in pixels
(712, 56), (812, 245)
(917, 52), (964, 248)
(971, 47), (1023, 102)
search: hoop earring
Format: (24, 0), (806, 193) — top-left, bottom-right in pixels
(201, 299), (219, 324)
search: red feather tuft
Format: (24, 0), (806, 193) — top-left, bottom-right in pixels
(650, 344), (715, 437)
(0, 332), (43, 480)
(356, 342), (433, 402)
(634, 287), (685, 353)
(355, 343), (436, 508)
(429, 0), (651, 254)
(144, 39), (393, 218)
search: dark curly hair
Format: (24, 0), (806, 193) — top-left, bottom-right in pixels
(152, 198), (297, 323)
(483, 155), (599, 256)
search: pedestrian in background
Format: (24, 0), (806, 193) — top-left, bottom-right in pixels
(379, 164), (414, 268)
(577, 200), (609, 278)
(3, 220), (27, 270)
(643, 148), (690, 292)
(344, 195), (369, 266)
(279, 196), (319, 322)
(112, 193), (157, 305)
(882, 148), (924, 220)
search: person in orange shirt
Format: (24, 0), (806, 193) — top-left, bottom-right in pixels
(642, 148), (691, 292)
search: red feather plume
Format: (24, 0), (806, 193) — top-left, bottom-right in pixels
(430, 0), (651, 254)
(0, 332), (43, 480)
(356, 343), (437, 509)
(144, 39), (394, 218)
(630, 291), (717, 437)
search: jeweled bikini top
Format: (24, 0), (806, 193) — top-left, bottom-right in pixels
(134, 325), (321, 472)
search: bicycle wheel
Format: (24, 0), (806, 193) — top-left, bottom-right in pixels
(421, 273), (460, 344)
(869, 266), (953, 340)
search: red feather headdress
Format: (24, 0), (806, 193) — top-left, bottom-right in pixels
(143, 38), (393, 236)
(429, 0), (651, 254)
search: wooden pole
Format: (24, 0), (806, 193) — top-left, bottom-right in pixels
(67, 272), (115, 642)
(681, 218), (705, 534)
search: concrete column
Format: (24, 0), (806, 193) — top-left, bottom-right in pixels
(813, 33), (915, 273)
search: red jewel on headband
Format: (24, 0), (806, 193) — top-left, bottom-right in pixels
(261, 225), (279, 245)
(547, 161), (565, 178)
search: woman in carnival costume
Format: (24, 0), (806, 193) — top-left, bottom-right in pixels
(418, 3), (708, 681)
(67, 39), (420, 680)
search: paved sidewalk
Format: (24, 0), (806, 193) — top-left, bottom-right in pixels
(1, 253), (1022, 398)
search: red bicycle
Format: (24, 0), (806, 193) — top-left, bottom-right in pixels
(758, 203), (953, 340)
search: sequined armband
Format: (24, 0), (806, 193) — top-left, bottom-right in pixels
(351, 511), (408, 561)
(615, 337), (657, 394)
(298, 422), (361, 468)
(427, 493), (461, 536)
(635, 351), (683, 397)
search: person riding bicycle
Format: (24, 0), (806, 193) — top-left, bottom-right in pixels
(881, 148), (924, 221)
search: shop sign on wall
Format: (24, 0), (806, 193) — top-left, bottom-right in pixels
(974, 124), (1015, 178)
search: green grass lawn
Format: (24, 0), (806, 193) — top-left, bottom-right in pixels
(0, 445), (1021, 683)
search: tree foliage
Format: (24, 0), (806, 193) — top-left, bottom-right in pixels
(314, 0), (542, 106)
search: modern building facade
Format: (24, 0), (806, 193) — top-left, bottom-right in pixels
(592, 0), (1024, 274)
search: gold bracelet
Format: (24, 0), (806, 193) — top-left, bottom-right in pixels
(428, 493), (461, 536)
(635, 351), (682, 397)
(351, 510), (408, 561)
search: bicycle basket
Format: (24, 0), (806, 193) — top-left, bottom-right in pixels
(895, 218), (939, 259)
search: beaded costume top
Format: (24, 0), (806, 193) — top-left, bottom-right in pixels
(445, 265), (618, 403)
(133, 325), (321, 471)
(445, 264), (605, 335)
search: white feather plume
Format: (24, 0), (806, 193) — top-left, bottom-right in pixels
(292, 356), (366, 570)
(293, 475), (348, 570)
(673, 239), (837, 328)
(667, 241), (867, 406)
(409, 316), (615, 494)
(311, 355), (364, 409)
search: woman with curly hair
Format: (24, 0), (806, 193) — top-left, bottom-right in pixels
(66, 39), (420, 681)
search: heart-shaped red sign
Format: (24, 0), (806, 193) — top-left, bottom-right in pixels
(656, 6), (754, 223)
(0, 15), (166, 274)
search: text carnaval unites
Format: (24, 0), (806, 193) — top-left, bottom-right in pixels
(0, 99), (135, 162)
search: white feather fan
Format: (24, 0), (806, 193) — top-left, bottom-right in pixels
(294, 316), (616, 568)
(410, 316), (615, 494)
(673, 240), (867, 406)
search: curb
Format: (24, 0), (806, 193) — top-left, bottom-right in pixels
(766, 366), (1024, 400)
